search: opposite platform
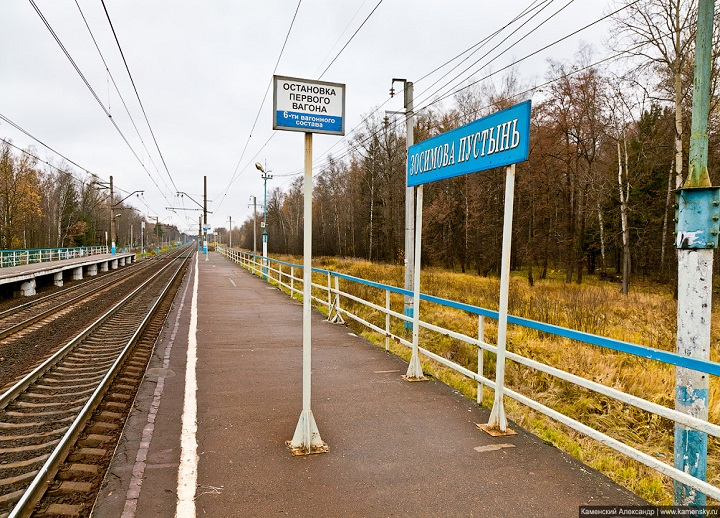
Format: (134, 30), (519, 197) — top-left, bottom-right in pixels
(94, 250), (645, 517)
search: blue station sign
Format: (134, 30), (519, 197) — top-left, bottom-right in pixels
(407, 100), (531, 186)
(273, 75), (346, 136)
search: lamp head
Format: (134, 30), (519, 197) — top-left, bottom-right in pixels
(255, 162), (264, 173)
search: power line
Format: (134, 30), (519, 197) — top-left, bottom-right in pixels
(27, 0), (173, 206)
(0, 112), (91, 175)
(100, 0), (178, 193)
(309, 0), (641, 179)
(313, 0), (371, 78)
(427, 0), (640, 108)
(74, 0), (169, 194)
(216, 0), (303, 213)
(411, 0), (568, 111)
(309, 0), (554, 173)
(318, 0), (384, 80)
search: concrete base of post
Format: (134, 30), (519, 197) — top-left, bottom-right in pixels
(111, 259), (118, 270)
(120, 257), (126, 266)
(87, 264), (98, 276)
(72, 267), (83, 281)
(403, 350), (426, 381)
(18, 279), (36, 297)
(487, 392), (509, 434)
(287, 409), (328, 456)
(53, 272), (63, 287)
(101, 261), (109, 272)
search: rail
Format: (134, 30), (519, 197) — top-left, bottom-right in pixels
(0, 246), (109, 268)
(216, 246), (720, 501)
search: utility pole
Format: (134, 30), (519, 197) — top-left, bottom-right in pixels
(198, 216), (202, 251)
(156, 216), (160, 253)
(227, 216), (232, 248)
(249, 196), (257, 256)
(674, 0), (717, 506)
(109, 175), (116, 255)
(256, 162), (272, 278)
(203, 175), (208, 257)
(391, 79), (414, 331)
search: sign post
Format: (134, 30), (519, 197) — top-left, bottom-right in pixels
(405, 101), (531, 435)
(274, 75), (345, 455)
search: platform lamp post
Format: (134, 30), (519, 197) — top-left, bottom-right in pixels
(256, 161), (273, 279)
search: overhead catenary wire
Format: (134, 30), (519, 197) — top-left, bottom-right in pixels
(74, 0), (169, 195)
(306, 0), (556, 175)
(100, 0), (178, 194)
(217, 0), (386, 209)
(317, 0), (384, 80)
(27, 0), (174, 208)
(301, 0), (643, 181)
(215, 0), (303, 213)
(268, 0), (565, 179)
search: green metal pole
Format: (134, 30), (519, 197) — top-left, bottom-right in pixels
(684, 0), (714, 189)
(674, 0), (715, 506)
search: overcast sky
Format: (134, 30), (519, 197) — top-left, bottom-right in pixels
(0, 1), (614, 235)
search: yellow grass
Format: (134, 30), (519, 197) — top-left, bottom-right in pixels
(269, 254), (719, 504)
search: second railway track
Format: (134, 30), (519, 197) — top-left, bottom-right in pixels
(0, 247), (193, 517)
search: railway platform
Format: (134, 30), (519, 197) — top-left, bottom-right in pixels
(0, 252), (135, 296)
(93, 250), (645, 517)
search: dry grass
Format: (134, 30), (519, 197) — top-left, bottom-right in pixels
(268, 255), (719, 504)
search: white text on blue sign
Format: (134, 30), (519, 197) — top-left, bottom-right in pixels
(407, 101), (531, 186)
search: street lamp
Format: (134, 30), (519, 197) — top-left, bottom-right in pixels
(255, 161), (273, 278)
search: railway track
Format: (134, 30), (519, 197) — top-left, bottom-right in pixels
(0, 255), (152, 342)
(0, 247), (192, 517)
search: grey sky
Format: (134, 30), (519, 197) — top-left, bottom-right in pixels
(0, 1), (611, 235)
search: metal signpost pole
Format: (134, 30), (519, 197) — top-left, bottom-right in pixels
(274, 75), (344, 456)
(288, 132), (328, 455)
(405, 102), (530, 437)
(405, 183), (425, 380)
(487, 164), (516, 432)
(673, 0), (716, 506)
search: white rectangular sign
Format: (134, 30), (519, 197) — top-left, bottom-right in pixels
(273, 75), (345, 135)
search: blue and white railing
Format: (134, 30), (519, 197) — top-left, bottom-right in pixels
(0, 246), (109, 268)
(216, 245), (720, 501)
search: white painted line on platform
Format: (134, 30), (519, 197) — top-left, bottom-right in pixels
(177, 253), (199, 517)
(122, 252), (194, 518)
(228, 278), (236, 287)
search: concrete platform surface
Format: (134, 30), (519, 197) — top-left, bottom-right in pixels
(93, 251), (645, 518)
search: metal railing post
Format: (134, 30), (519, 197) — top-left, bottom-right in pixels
(327, 272), (332, 314)
(290, 266), (295, 299)
(477, 315), (485, 405)
(385, 290), (391, 351)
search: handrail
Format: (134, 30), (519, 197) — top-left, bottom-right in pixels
(0, 246), (110, 268)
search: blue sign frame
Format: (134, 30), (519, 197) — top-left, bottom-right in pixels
(407, 100), (531, 186)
